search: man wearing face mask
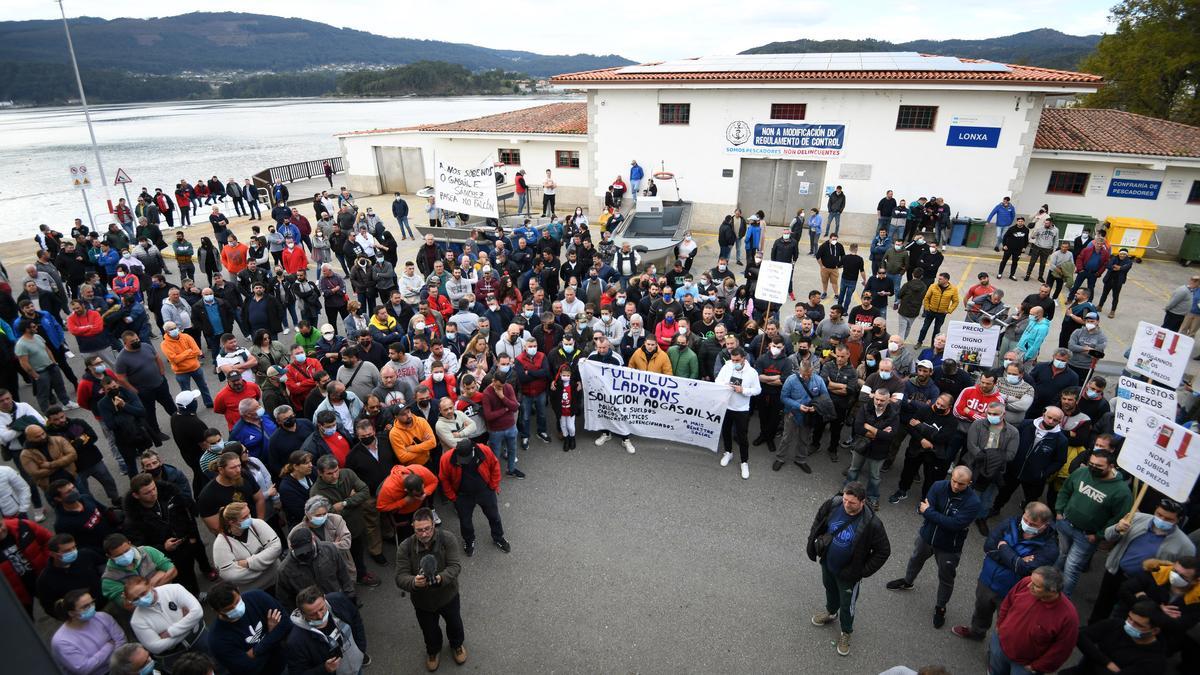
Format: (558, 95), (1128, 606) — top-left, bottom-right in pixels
(123, 574), (205, 661)
(160, 321), (213, 408)
(277, 530), (354, 614)
(750, 336), (792, 454)
(963, 401), (1018, 534)
(113, 330), (175, 443)
(36, 533), (106, 616)
(1090, 499), (1194, 623)
(953, 502), (1059, 641)
(1065, 311), (1107, 382)
(1026, 348), (1079, 418)
(206, 581), (291, 675)
(1115, 556), (1200, 658)
(1072, 600), (1169, 674)
(100, 532), (177, 607)
(286, 586), (369, 675)
(990, 407), (1067, 517)
(1054, 450), (1133, 596)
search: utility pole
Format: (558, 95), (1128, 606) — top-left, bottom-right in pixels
(57, 0), (114, 222)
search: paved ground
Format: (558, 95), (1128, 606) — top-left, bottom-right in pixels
(25, 184), (1197, 673)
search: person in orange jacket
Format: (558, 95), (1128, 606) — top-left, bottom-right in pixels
(220, 233), (249, 278)
(388, 404), (438, 467)
(159, 321), (213, 406)
(627, 337), (673, 375)
(438, 439), (508, 555)
(375, 463), (437, 540)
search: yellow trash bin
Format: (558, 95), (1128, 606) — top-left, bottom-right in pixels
(1102, 216), (1158, 258)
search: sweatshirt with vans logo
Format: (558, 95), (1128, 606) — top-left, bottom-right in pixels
(1055, 465), (1133, 535)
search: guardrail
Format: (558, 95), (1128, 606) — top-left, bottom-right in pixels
(253, 157), (345, 205)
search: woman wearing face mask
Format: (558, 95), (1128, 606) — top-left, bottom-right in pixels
(51, 589), (125, 675)
(311, 228), (332, 267)
(278, 450), (316, 529)
(249, 329), (289, 381)
(289, 495), (356, 578)
(212, 501), (281, 592)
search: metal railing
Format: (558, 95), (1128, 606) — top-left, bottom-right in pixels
(252, 157), (345, 204)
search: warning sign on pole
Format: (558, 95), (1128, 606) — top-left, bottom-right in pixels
(114, 168), (132, 185)
(1119, 412), (1200, 502)
(69, 163), (91, 190)
(1126, 321), (1193, 388)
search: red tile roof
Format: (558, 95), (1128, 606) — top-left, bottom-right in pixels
(1034, 107), (1200, 158)
(336, 102), (587, 137)
(551, 59), (1101, 87)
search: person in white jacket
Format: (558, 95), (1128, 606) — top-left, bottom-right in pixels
(212, 501), (281, 592)
(125, 578), (205, 658)
(0, 464), (32, 518)
(0, 390), (46, 520)
(713, 347), (762, 479)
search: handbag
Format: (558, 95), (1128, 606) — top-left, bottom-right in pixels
(797, 376), (837, 422)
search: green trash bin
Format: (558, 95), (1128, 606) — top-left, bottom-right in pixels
(1050, 212), (1099, 243)
(1181, 223), (1200, 266)
(964, 218), (986, 248)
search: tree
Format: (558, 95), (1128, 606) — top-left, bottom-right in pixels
(1080, 0), (1200, 125)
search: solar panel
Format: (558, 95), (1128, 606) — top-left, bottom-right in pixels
(616, 52), (1011, 74)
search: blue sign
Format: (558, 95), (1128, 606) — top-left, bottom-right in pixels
(1107, 179), (1161, 200)
(751, 123), (845, 152)
(947, 125), (1001, 148)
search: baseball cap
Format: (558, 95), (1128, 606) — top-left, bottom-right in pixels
(320, 323), (336, 339)
(977, 272), (989, 280)
(288, 529), (316, 556)
(1085, 312), (1099, 320)
(268, 365), (286, 378)
(453, 439), (476, 466)
(916, 359), (934, 370)
(175, 390), (202, 408)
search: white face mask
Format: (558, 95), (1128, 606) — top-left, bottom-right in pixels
(432, 372), (444, 382)
(525, 346), (538, 356)
(888, 342), (900, 352)
(1085, 322), (1097, 331)
(770, 346), (783, 357)
(678, 327), (687, 335)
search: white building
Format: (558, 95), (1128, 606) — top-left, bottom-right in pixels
(336, 53), (1200, 251)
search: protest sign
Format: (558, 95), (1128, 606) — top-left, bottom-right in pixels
(434, 154), (498, 219)
(754, 260), (792, 305)
(1127, 321), (1193, 388)
(1113, 376), (1177, 437)
(1120, 412), (1200, 503)
(579, 360), (732, 451)
(944, 321), (1001, 368)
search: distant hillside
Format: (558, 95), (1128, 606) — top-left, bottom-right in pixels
(742, 29), (1102, 70)
(0, 12), (634, 77)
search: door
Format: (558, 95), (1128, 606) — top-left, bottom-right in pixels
(737, 158), (826, 227)
(374, 146), (406, 194)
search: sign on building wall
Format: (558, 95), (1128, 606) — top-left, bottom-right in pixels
(725, 121), (845, 159)
(945, 115), (1003, 148)
(1165, 178), (1188, 201)
(1107, 168), (1164, 200)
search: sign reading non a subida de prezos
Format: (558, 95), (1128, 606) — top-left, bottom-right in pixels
(434, 154), (498, 219)
(1120, 412), (1200, 502)
(1127, 321), (1193, 388)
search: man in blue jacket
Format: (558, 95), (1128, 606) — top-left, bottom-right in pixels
(986, 196), (1016, 252)
(989, 407), (1067, 517)
(207, 581), (291, 674)
(951, 501), (1058, 640)
(777, 360), (828, 474)
(629, 159), (644, 204)
(886, 466), (981, 628)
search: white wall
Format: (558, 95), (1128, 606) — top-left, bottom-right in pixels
(1021, 157), (1200, 250)
(590, 87), (1042, 234)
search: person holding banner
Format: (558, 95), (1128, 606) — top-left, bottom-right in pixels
(714, 348), (761, 480)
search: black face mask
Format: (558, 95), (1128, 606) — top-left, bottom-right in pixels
(359, 435), (376, 446)
(1089, 466), (1106, 478)
(281, 418), (297, 429)
(128, 340), (142, 350)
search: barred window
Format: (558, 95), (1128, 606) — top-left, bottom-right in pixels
(770, 103), (807, 120)
(896, 105), (937, 130)
(659, 103), (690, 125)
(1046, 171), (1089, 195)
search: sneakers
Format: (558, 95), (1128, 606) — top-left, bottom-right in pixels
(507, 468), (526, 479)
(720, 452), (733, 467)
(622, 439), (636, 454)
(1108, 310), (1115, 318)
(880, 459), (893, 473)
(867, 499), (880, 512)
(452, 645), (467, 665)
(885, 579), (914, 591)
(464, 540), (475, 557)
(282, 327), (290, 334)
(951, 625), (985, 640)
(494, 538), (511, 553)
(537, 431), (551, 443)
(594, 433), (611, 446)
(933, 606), (946, 629)
(357, 572), (381, 587)
(771, 460), (784, 472)
(1008, 275), (1017, 281)
(835, 631), (851, 656)
(32, 508), (46, 523)
(426, 653), (440, 671)
(64, 401), (80, 410)
(888, 490), (908, 504)
(811, 612), (837, 627)
(740, 462), (750, 479)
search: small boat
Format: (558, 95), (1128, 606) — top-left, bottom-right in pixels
(611, 196), (690, 269)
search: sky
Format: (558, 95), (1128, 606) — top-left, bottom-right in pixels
(6, 1), (1116, 62)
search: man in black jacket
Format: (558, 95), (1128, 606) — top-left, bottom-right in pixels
(122, 472), (211, 594)
(891, 392), (958, 502)
(827, 186), (846, 236)
(807, 482), (891, 657)
(286, 587), (369, 674)
(998, 218), (1030, 281)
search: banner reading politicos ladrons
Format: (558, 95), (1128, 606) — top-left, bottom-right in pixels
(579, 360), (732, 451)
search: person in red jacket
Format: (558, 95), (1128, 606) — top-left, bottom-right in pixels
(1070, 233), (1112, 299)
(949, 369), (1005, 461)
(281, 236), (308, 279)
(212, 372), (262, 429)
(284, 343), (322, 409)
(0, 516), (53, 614)
(439, 440), (508, 556)
(515, 338), (551, 453)
(420, 361), (458, 405)
(990, 567), (1078, 674)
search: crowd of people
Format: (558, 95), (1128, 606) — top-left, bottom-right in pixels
(3, 176), (1199, 673)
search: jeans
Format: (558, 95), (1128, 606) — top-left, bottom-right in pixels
(917, 312), (946, 345)
(137, 380), (177, 437)
(231, 197), (245, 217)
(1055, 517), (1097, 596)
(174, 369), (213, 406)
(846, 451), (883, 500)
(808, 230), (819, 255)
(903, 535), (961, 607)
(877, 217), (890, 230)
(734, 237), (744, 263)
(519, 392), (548, 440)
(630, 179), (642, 203)
(897, 314), (916, 340)
(820, 560), (860, 634)
(1069, 271), (1098, 298)
(246, 198), (261, 219)
(887, 274), (902, 302)
(995, 225), (1009, 246)
(396, 217), (414, 239)
(516, 192), (529, 217)
(489, 426), (519, 472)
(75, 461), (121, 504)
(454, 489), (504, 544)
(719, 245), (732, 261)
(975, 483), (999, 516)
(414, 594), (465, 656)
(32, 365), (71, 410)
(828, 212), (841, 235)
(988, 632), (1034, 675)
(889, 224), (904, 243)
(836, 280), (857, 310)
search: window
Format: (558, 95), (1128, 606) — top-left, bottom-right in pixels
(555, 150), (580, 169)
(770, 103), (807, 120)
(1188, 180), (1200, 204)
(497, 148), (521, 165)
(896, 105), (938, 130)
(659, 103), (690, 125)
(1047, 171), (1089, 195)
